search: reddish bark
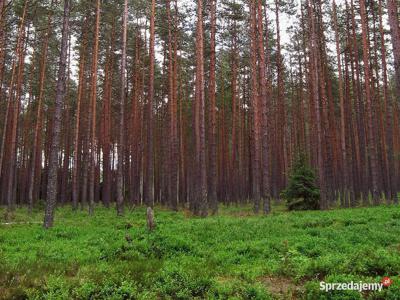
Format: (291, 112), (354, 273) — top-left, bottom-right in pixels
(249, 0), (261, 212)
(116, 0), (128, 216)
(72, 18), (88, 210)
(145, 0), (155, 207)
(359, 0), (380, 204)
(257, 0), (271, 213)
(88, 0), (100, 215)
(194, 0), (207, 216)
(208, 0), (217, 213)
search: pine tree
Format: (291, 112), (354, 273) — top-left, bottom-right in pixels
(44, 0), (70, 228)
(117, 0), (128, 216)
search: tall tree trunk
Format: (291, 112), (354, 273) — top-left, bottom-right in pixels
(60, 36), (71, 205)
(72, 18), (88, 211)
(379, 0), (396, 202)
(28, 2), (54, 211)
(195, 0), (208, 216)
(275, 0), (286, 193)
(387, 0), (400, 99)
(308, 0), (327, 209)
(89, 0), (100, 215)
(249, 0), (261, 213)
(387, 0), (400, 200)
(145, 0), (155, 207)
(257, 0), (271, 214)
(43, 0), (70, 228)
(359, 0), (380, 204)
(117, 0), (127, 216)
(0, 0), (6, 98)
(333, 0), (348, 205)
(130, 32), (141, 206)
(208, 0), (217, 214)
(7, 22), (28, 211)
(166, 0), (178, 211)
(172, 1), (179, 209)
(230, 4), (239, 203)
(0, 0), (28, 189)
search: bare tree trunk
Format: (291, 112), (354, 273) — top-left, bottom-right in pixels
(7, 22), (28, 211)
(145, 0), (156, 208)
(172, 1), (179, 209)
(387, 0), (400, 99)
(72, 18), (88, 211)
(60, 35), (71, 205)
(44, 0), (70, 228)
(88, 0), (100, 215)
(130, 33), (141, 206)
(257, 0), (271, 214)
(208, 0), (217, 214)
(332, 0), (348, 205)
(230, 16), (238, 203)
(275, 0), (286, 193)
(308, 0), (327, 209)
(379, 0), (396, 202)
(117, 0), (127, 216)
(387, 0), (400, 201)
(195, 0), (208, 217)
(0, 0), (6, 98)
(359, 0), (380, 204)
(0, 0), (28, 189)
(249, 0), (261, 213)
(166, 0), (177, 211)
(28, 3), (54, 212)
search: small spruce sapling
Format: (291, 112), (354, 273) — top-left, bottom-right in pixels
(281, 153), (320, 211)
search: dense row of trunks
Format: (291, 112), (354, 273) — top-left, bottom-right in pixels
(0, 0), (399, 226)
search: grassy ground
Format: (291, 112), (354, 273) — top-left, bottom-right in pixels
(1, 204), (400, 299)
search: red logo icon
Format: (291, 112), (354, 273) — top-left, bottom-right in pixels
(381, 277), (393, 287)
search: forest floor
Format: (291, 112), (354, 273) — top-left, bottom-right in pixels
(1, 204), (400, 299)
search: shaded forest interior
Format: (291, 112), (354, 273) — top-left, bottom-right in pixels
(0, 0), (400, 227)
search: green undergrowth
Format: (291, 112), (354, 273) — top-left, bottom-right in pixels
(1, 204), (400, 299)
